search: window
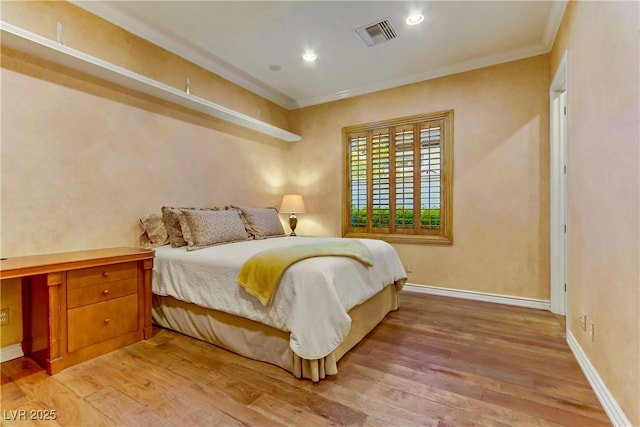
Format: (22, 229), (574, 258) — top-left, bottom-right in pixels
(343, 111), (453, 244)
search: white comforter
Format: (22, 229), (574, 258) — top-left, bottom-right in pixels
(152, 237), (406, 359)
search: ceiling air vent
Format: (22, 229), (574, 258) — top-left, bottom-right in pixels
(353, 18), (398, 47)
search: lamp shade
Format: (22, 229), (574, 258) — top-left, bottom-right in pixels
(280, 194), (306, 214)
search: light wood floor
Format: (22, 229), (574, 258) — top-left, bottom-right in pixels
(2, 292), (610, 426)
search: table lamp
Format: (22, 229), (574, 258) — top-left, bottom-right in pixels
(280, 195), (306, 236)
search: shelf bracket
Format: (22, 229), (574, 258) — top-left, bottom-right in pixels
(56, 22), (65, 45)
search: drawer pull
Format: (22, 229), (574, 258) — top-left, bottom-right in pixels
(102, 289), (110, 295)
(102, 271), (109, 278)
(104, 318), (110, 324)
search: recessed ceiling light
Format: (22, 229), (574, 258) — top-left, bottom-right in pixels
(406, 13), (424, 26)
(302, 52), (317, 62)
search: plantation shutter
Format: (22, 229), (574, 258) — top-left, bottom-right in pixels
(349, 133), (367, 229)
(371, 129), (390, 230)
(343, 111), (453, 245)
(419, 121), (443, 231)
(394, 125), (415, 232)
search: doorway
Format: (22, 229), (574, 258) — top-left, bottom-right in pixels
(550, 50), (568, 318)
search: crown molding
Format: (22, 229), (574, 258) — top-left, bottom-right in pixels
(72, 1), (566, 111)
(70, 1), (298, 110)
(295, 41), (549, 108)
(543, 0), (568, 49)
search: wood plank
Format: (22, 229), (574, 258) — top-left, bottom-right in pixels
(345, 349), (606, 421)
(9, 370), (115, 426)
(120, 344), (281, 426)
(83, 385), (168, 427)
(87, 351), (249, 426)
(151, 337), (368, 426)
(124, 341), (265, 407)
(1, 292), (610, 426)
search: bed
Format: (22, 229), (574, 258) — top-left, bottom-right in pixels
(150, 235), (407, 382)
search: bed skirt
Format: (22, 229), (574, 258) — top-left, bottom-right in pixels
(151, 281), (403, 382)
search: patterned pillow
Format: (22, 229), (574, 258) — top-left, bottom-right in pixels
(179, 209), (250, 251)
(138, 213), (169, 249)
(235, 206), (285, 239)
(161, 206), (218, 247)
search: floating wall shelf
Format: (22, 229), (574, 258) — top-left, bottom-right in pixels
(0, 21), (301, 142)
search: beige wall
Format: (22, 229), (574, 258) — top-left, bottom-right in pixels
(1, 1), (294, 257)
(0, 1), (291, 132)
(290, 55), (551, 300)
(0, 279), (22, 348)
(0, 2), (295, 347)
(551, 2), (640, 424)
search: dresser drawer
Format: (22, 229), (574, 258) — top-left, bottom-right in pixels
(67, 294), (138, 352)
(67, 262), (137, 289)
(67, 278), (137, 308)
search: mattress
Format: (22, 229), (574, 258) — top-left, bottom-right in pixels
(152, 236), (407, 359)
(152, 282), (401, 381)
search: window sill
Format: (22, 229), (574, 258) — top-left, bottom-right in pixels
(343, 232), (452, 245)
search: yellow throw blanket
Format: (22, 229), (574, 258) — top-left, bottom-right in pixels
(236, 240), (374, 306)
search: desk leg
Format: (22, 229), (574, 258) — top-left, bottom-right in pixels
(22, 273), (65, 375)
(142, 258), (154, 339)
(45, 272), (65, 374)
(22, 275), (49, 370)
(21, 277), (34, 356)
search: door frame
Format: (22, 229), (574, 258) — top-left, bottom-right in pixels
(549, 50), (569, 317)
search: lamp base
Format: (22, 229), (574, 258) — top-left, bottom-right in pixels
(289, 214), (298, 236)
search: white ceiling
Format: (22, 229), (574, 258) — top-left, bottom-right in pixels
(73, 1), (566, 109)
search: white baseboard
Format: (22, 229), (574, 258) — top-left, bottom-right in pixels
(403, 283), (551, 310)
(566, 331), (632, 427)
(0, 343), (24, 363)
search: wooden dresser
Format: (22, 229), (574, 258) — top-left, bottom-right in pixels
(0, 247), (154, 374)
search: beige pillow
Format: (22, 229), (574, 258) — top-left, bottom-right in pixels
(161, 206), (218, 247)
(180, 209), (250, 250)
(139, 213), (169, 249)
(234, 206), (285, 239)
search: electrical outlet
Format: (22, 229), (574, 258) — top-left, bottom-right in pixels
(579, 313), (586, 331)
(588, 321), (595, 342)
(0, 308), (9, 326)
(405, 264), (413, 273)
